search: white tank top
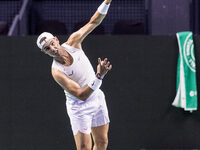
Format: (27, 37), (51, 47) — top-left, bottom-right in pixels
(52, 43), (97, 101)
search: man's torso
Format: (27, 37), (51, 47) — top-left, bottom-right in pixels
(52, 43), (96, 101)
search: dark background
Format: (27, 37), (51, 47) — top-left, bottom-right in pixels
(2, 0), (200, 36)
(1, 0), (200, 149)
(0, 35), (200, 150)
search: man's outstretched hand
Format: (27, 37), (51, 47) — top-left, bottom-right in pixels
(97, 58), (112, 77)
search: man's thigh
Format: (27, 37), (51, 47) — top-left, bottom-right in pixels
(91, 123), (109, 143)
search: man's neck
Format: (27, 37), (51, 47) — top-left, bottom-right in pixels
(55, 46), (73, 66)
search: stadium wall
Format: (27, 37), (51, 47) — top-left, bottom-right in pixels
(0, 35), (200, 150)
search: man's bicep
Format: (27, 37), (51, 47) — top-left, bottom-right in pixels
(51, 68), (80, 93)
(67, 23), (97, 45)
(78, 23), (97, 41)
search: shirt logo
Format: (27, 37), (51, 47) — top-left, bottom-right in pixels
(92, 81), (95, 86)
(68, 70), (73, 76)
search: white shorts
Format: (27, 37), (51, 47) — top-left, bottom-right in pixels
(66, 89), (110, 135)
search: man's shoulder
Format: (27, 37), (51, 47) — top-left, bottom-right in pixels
(64, 38), (83, 50)
(52, 59), (65, 73)
(51, 67), (64, 78)
(62, 42), (83, 51)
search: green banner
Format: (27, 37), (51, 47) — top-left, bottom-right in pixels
(172, 31), (197, 112)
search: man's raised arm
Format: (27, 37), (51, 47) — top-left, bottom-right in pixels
(66, 0), (112, 49)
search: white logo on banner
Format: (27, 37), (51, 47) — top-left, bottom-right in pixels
(183, 33), (196, 72)
(189, 91), (197, 97)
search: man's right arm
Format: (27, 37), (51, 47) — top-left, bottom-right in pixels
(52, 68), (94, 101)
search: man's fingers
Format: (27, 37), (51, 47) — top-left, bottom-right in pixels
(103, 58), (108, 65)
(99, 57), (112, 71)
(105, 61), (110, 67)
(98, 58), (101, 64)
(107, 64), (112, 70)
(106, 62), (112, 70)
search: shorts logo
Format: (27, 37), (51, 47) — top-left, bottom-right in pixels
(183, 33), (196, 72)
(83, 127), (88, 130)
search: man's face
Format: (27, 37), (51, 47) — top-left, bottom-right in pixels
(41, 37), (60, 57)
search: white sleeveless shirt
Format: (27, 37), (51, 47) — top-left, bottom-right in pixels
(52, 43), (97, 101)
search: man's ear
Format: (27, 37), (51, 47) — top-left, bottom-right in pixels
(41, 49), (47, 54)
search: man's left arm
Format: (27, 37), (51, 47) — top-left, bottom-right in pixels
(66, 0), (112, 49)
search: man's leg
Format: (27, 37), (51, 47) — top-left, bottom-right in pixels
(91, 123), (109, 150)
(74, 131), (92, 150)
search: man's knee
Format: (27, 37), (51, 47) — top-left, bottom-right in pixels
(95, 138), (108, 148)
